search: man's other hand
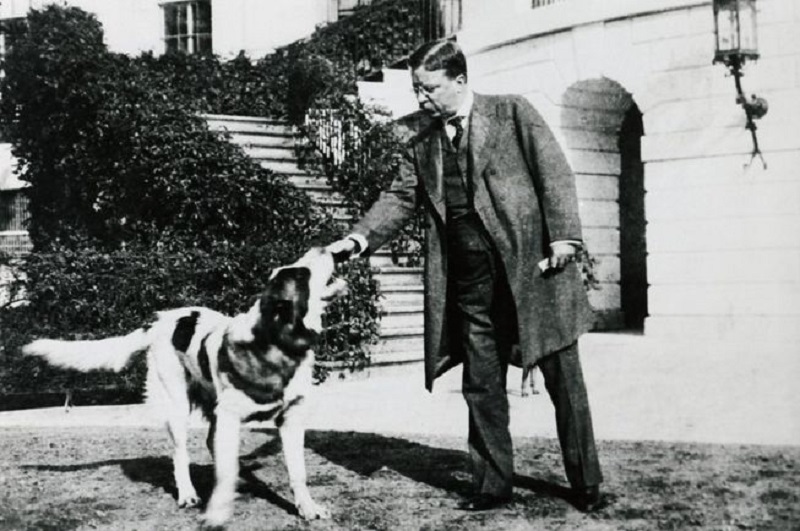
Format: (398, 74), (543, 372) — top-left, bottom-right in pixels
(548, 241), (578, 270)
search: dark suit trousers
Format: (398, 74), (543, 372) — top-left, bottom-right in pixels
(447, 214), (602, 497)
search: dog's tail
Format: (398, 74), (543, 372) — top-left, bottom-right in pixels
(22, 328), (150, 373)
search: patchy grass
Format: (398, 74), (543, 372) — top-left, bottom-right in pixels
(0, 427), (798, 530)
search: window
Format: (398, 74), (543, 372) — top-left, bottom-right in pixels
(420, 0), (462, 42)
(337, 0), (371, 18)
(0, 190), (27, 233)
(0, 190), (32, 257)
(163, 1), (211, 55)
(0, 17), (25, 58)
(0, 18), (26, 142)
(532, 0), (564, 8)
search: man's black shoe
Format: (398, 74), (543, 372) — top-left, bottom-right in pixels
(574, 485), (606, 513)
(457, 494), (512, 511)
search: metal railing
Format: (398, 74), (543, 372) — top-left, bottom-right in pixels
(338, 0), (463, 40)
(305, 108), (359, 168)
(420, 0), (462, 41)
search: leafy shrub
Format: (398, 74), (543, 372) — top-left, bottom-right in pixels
(301, 95), (424, 266)
(0, 9), (328, 251)
(295, 0), (422, 81)
(286, 53), (341, 125)
(0, 5), (381, 399)
(318, 258), (382, 372)
(137, 50), (288, 118)
(0, 237), (381, 398)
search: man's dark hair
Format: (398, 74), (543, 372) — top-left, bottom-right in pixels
(408, 39), (467, 79)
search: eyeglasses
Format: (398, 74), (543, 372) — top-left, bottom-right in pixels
(413, 84), (440, 96)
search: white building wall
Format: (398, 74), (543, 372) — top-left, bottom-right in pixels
(0, 0), (163, 55)
(0, 0), (334, 58)
(456, 0), (800, 342)
(212, 0), (333, 59)
(637, 0), (800, 342)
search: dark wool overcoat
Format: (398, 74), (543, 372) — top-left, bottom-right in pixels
(354, 93), (594, 391)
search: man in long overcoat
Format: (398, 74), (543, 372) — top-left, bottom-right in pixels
(327, 39), (604, 512)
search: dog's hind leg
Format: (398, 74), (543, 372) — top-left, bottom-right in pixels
(148, 350), (201, 509)
(166, 403), (200, 509)
(202, 407), (241, 527)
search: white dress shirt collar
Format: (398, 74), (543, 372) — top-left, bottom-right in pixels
(454, 89), (474, 121)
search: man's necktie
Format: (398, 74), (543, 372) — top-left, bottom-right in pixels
(449, 116), (464, 150)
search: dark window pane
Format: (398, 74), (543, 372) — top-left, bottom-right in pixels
(165, 36), (179, 54)
(176, 5), (188, 35)
(194, 1), (211, 34)
(164, 5), (178, 36)
(196, 34), (212, 55)
(163, 2), (210, 55)
(165, 3), (188, 36)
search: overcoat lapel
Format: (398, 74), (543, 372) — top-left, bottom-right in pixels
(416, 124), (446, 222)
(468, 94), (499, 185)
(467, 94), (501, 223)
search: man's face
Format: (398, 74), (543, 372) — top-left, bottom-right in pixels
(411, 67), (466, 118)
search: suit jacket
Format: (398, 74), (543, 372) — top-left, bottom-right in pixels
(353, 93), (594, 391)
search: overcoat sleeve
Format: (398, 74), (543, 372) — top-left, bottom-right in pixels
(351, 121), (422, 254)
(511, 97), (584, 243)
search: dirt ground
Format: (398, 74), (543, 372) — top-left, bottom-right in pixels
(0, 426), (798, 531)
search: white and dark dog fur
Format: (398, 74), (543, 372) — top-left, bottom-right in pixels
(23, 247), (346, 527)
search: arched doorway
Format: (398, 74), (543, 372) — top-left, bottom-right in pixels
(618, 104), (647, 330)
(560, 78), (647, 331)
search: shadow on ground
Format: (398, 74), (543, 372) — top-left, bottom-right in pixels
(2, 426), (799, 530)
(23, 451), (299, 516)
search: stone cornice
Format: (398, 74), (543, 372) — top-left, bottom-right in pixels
(459, 0), (712, 55)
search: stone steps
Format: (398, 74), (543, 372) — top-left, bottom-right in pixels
(256, 158), (303, 174)
(204, 113), (424, 365)
(204, 114), (297, 136)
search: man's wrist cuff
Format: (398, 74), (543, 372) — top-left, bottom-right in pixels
(550, 240), (582, 249)
(347, 234), (368, 256)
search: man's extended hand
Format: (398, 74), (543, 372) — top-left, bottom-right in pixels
(326, 238), (357, 263)
(548, 241), (578, 270)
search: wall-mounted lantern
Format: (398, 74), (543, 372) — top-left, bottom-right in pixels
(712, 0), (768, 168)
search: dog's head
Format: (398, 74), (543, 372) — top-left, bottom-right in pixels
(255, 247), (347, 355)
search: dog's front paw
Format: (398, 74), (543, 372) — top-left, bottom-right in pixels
(178, 493), (201, 509)
(296, 498), (331, 520)
(201, 504), (232, 529)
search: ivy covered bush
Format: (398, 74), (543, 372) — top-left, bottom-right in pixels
(0, 6), (380, 403)
(301, 96), (424, 266)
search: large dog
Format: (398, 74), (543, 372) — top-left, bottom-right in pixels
(23, 247), (345, 527)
